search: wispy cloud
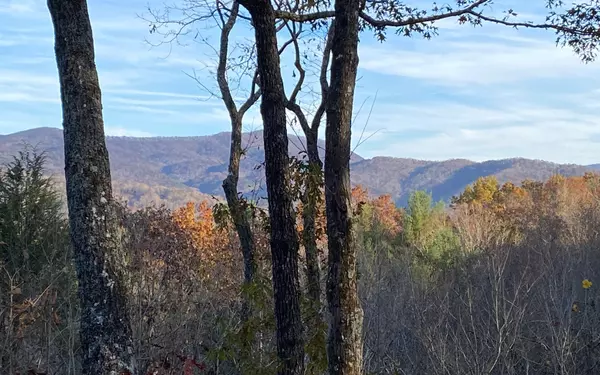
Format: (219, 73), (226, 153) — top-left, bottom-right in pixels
(354, 95), (600, 164)
(359, 33), (595, 87)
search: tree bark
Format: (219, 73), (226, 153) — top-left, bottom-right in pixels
(285, 20), (334, 309)
(239, 1), (305, 374)
(215, 1), (258, 323)
(47, 1), (136, 373)
(302, 142), (322, 307)
(324, 0), (364, 374)
(285, 103), (323, 308)
(222, 115), (257, 316)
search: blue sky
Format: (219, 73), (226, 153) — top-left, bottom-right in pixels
(2, 0), (600, 164)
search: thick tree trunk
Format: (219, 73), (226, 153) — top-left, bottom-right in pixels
(239, 1), (306, 374)
(47, 1), (136, 374)
(325, 0), (364, 374)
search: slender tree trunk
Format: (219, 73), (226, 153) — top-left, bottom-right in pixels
(325, 0), (364, 373)
(47, 1), (136, 373)
(216, 1), (258, 324)
(222, 119), (256, 361)
(290, 20), (334, 312)
(302, 129), (323, 306)
(284, 104), (323, 308)
(239, 1), (305, 374)
(222, 115), (257, 315)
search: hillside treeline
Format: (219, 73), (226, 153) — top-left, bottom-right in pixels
(2, 150), (600, 374)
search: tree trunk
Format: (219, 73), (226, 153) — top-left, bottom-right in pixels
(284, 103), (323, 309)
(324, 0), (364, 374)
(239, 1), (306, 374)
(240, 0), (304, 375)
(47, 1), (136, 374)
(215, 0), (258, 324)
(222, 124), (256, 360)
(222, 115), (257, 316)
(302, 129), (323, 306)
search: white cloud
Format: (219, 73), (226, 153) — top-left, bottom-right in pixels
(351, 20), (600, 164)
(355, 97), (600, 164)
(105, 126), (154, 137)
(0, 69), (56, 87)
(359, 32), (595, 87)
(0, 91), (59, 104)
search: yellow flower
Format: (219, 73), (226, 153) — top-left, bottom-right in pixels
(582, 279), (593, 289)
(572, 303), (579, 312)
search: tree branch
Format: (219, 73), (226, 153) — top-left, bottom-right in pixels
(312, 19), (334, 132)
(274, 0), (490, 27)
(465, 9), (600, 37)
(216, 1), (241, 120)
(286, 21), (305, 105)
(361, 0), (489, 28)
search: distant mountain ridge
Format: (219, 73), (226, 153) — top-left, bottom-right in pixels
(0, 127), (594, 208)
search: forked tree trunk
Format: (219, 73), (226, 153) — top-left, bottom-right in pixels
(239, 1), (306, 374)
(324, 0), (364, 374)
(215, 1), (258, 324)
(286, 20), (334, 310)
(47, 1), (136, 373)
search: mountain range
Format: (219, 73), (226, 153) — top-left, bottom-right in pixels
(0, 127), (596, 209)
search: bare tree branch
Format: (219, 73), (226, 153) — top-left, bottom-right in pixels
(216, 1), (241, 120)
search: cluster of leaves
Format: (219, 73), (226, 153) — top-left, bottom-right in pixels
(402, 190), (460, 269)
(352, 185), (403, 238)
(289, 155), (327, 248)
(451, 173), (600, 249)
(547, 0), (600, 62)
(172, 202), (233, 281)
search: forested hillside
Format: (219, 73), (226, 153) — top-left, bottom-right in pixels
(6, 148), (600, 374)
(0, 127), (593, 207)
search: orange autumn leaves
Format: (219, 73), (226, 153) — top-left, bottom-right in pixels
(351, 185), (402, 237)
(172, 201), (237, 284)
(167, 174), (600, 273)
(173, 201), (226, 252)
(450, 173), (600, 251)
(170, 186), (403, 276)
(295, 185), (403, 248)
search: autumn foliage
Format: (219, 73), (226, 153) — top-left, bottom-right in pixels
(8, 146), (600, 374)
(350, 186), (402, 234)
(172, 201), (236, 284)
